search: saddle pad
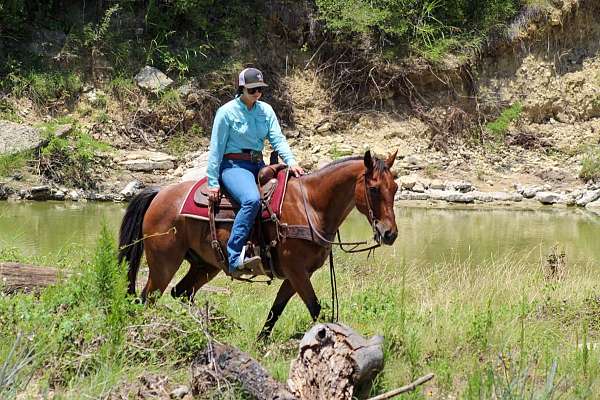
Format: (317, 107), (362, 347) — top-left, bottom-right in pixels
(179, 169), (289, 222)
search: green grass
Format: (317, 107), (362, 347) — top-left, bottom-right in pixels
(579, 147), (600, 182)
(486, 102), (523, 137)
(3, 237), (599, 398)
(0, 99), (22, 123)
(8, 71), (82, 106)
(0, 151), (30, 177)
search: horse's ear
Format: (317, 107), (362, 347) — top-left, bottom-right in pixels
(364, 150), (373, 171)
(385, 150), (398, 169)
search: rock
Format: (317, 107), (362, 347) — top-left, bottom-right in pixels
(51, 189), (65, 200)
(284, 129), (300, 138)
(445, 180), (473, 192)
(120, 180), (144, 199)
(576, 189), (600, 207)
(535, 191), (562, 204)
(586, 199), (600, 210)
(180, 151), (210, 182)
(119, 150), (176, 172)
(395, 191), (430, 201)
(398, 175), (417, 190)
(30, 185), (51, 201)
(473, 191), (523, 202)
(170, 385), (189, 399)
(134, 66), (173, 92)
(518, 185), (544, 199)
(67, 190), (80, 201)
(0, 121), (72, 155)
(428, 189), (474, 203)
(412, 182), (425, 193)
(316, 122), (332, 134)
(429, 179), (445, 190)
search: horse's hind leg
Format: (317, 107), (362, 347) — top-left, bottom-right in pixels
(258, 279), (296, 341)
(171, 250), (220, 301)
(141, 246), (186, 303)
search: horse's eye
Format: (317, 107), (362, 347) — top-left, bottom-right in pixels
(369, 186), (379, 195)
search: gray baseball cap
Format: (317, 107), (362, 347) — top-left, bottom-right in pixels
(238, 68), (269, 89)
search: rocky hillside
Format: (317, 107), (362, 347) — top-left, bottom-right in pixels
(0, 0), (599, 209)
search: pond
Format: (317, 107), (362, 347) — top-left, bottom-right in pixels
(1, 201), (599, 267)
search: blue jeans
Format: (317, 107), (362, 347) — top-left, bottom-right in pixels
(220, 159), (265, 270)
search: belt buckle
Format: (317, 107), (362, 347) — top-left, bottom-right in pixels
(250, 151), (262, 163)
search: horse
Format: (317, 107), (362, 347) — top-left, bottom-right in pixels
(118, 150), (399, 338)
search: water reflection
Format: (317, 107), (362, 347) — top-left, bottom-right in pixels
(1, 201), (599, 266)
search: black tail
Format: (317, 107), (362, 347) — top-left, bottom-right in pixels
(118, 187), (160, 296)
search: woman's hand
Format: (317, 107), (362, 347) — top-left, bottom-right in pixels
(289, 165), (305, 177)
(207, 187), (220, 203)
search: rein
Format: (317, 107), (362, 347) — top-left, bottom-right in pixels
(297, 176), (382, 323)
(297, 179), (382, 253)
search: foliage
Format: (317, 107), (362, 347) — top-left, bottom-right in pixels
(0, 98), (22, 123)
(6, 71), (82, 107)
(579, 147), (600, 182)
(486, 102), (523, 137)
(39, 124), (111, 188)
(316, 0), (520, 58)
(0, 151), (30, 178)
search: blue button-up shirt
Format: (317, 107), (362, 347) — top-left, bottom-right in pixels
(206, 97), (297, 188)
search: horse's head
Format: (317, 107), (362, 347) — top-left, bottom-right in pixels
(355, 150), (399, 245)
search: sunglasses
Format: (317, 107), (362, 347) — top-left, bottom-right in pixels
(246, 87), (263, 94)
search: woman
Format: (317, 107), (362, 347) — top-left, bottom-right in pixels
(206, 67), (304, 277)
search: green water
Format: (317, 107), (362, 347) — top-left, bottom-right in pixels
(1, 201), (599, 266)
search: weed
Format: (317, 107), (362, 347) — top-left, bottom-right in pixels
(0, 151), (30, 177)
(159, 88), (183, 111)
(95, 111), (110, 124)
(9, 71), (82, 107)
(0, 99), (22, 123)
(486, 102), (523, 137)
(424, 163), (439, 178)
(107, 76), (135, 102)
(39, 125), (111, 188)
(579, 147), (600, 182)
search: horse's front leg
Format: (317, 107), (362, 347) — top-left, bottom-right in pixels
(287, 269), (321, 324)
(258, 279), (296, 341)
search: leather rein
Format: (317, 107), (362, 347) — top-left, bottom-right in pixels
(296, 173), (382, 254)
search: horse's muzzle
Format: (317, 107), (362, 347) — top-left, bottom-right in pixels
(375, 221), (398, 245)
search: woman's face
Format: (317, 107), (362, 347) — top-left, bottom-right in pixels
(242, 86), (263, 103)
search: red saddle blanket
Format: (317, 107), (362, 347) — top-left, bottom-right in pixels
(179, 168), (289, 222)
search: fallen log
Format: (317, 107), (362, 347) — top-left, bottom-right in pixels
(192, 323), (403, 400)
(0, 262), (68, 293)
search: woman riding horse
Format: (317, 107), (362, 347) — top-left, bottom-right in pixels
(206, 67), (304, 278)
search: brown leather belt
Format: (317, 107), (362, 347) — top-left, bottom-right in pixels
(224, 152), (263, 163)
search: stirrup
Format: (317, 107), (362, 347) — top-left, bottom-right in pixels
(229, 256), (265, 278)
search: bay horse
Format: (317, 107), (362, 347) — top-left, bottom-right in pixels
(118, 150), (399, 338)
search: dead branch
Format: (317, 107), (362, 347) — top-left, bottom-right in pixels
(366, 373), (435, 400)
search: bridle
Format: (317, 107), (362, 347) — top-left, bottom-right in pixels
(297, 171), (382, 254)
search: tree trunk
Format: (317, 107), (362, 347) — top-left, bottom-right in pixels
(0, 262), (69, 293)
(191, 323), (385, 400)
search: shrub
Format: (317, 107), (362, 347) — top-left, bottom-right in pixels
(0, 151), (30, 177)
(9, 71), (82, 106)
(39, 125), (111, 188)
(579, 148), (600, 182)
(486, 102), (523, 137)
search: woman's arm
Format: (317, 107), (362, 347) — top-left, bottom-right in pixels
(206, 108), (230, 188)
(265, 106), (297, 166)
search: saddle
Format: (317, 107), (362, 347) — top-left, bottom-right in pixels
(191, 163), (288, 221)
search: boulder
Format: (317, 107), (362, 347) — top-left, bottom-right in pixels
(180, 151), (210, 182)
(119, 150), (176, 172)
(586, 199), (600, 210)
(535, 191), (562, 204)
(576, 189), (600, 207)
(120, 180), (144, 199)
(429, 179), (445, 190)
(30, 185), (51, 201)
(445, 180), (473, 192)
(0, 121), (72, 155)
(134, 66), (173, 92)
(395, 191), (430, 201)
(398, 175), (417, 190)
(517, 185), (544, 199)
